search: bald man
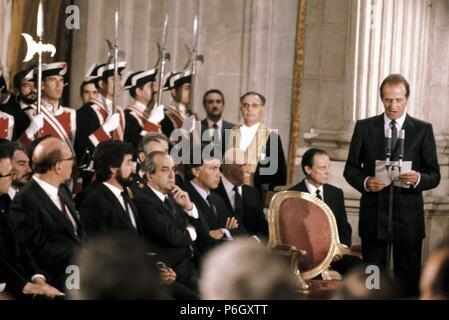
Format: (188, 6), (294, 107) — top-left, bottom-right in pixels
(420, 244), (449, 300)
(9, 137), (83, 291)
(213, 148), (268, 240)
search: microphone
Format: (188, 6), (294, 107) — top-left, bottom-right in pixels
(398, 129), (405, 168)
(385, 128), (392, 166)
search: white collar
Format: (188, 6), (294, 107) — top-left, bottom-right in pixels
(132, 100), (147, 112)
(42, 99), (61, 114)
(33, 175), (60, 199)
(148, 183), (167, 202)
(383, 112), (406, 130)
(19, 100), (31, 110)
(207, 118), (223, 129)
(103, 182), (124, 200)
(221, 175), (241, 196)
(190, 180), (209, 202)
(241, 122), (260, 131)
(304, 178), (324, 199)
(7, 187), (16, 200)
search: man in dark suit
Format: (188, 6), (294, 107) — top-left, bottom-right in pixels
(0, 142), (32, 211)
(213, 148), (268, 240)
(9, 138), (82, 291)
(228, 91), (287, 200)
(0, 146), (63, 299)
(80, 141), (198, 299)
(184, 148), (246, 254)
(200, 89), (234, 155)
(344, 74), (440, 297)
(79, 140), (142, 239)
(132, 151), (202, 292)
(290, 148), (360, 275)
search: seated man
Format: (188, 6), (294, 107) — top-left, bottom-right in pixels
(213, 148), (268, 241)
(9, 138), (82, 291)
(132, 151), (202, 292)
(290, 148), (361, 275)
(0, 146), (63, 299)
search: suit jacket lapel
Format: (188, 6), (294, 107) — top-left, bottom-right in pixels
(369, 114), (387, 161)
(32, 181), (79, 241)
(100, 184), (136, 230)
(217, 182), (233, 213)
(399, 114), (415, 160)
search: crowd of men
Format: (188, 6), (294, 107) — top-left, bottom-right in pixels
(0, 60), (447, 300)
(0, 60), (288, 299)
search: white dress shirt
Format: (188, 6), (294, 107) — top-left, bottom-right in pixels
(103, 182), (137, 229)
(221, 175), (242, 210)
(239, 122), (260, 151)
(7, 187), (16, 201)
(363, 112), (420, 191)
(148, 184), (198, 241)
(305, 178), (324, 201)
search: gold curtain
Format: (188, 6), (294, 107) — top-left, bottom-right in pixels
(287, 0), (307, 185)
(7, 0), (72, 89)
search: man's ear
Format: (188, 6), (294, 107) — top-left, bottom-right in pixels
(138, 152), (145, 164)
(192, 167), (200, 178)
(304, 165), (312, 176)
(170, 88), (177, 99)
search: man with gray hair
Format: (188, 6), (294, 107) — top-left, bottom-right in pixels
(132, 151), (202, 293)
(131, 132), (170, 187)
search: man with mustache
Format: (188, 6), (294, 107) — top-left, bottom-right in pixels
(0, 65), (34, 140)
(200, 89), (234, 156)
(0, 142), (31, 210)
(79, 140), (140, 239)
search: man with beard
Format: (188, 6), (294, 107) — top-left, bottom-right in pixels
(9, 137), (82, 290)
(0, 142), (31, 210)
(79, 140), (198, 299)
(0, 66), (34, 140)
(79, 140), (142, 239)
(122, 69), (165, 150)
(200, 89), (234, 156)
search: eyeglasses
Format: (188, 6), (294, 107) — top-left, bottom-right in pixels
(0, 171), (12, 179)
(241, 102), (262, 109)
(206, 99), (223, 104)
(59, 156), (76, 163)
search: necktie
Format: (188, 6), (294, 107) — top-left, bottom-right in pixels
(390, 120), (398, 150)
(58, 190), (77, 235)
(316, 189), (323, 201)
(206, 195), (217, 218)
(121, 191), (136, 229)
(233, 186), (244, 222)
(164, 196), (176, 216)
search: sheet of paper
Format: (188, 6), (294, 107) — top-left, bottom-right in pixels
(375, 160), (412, 188)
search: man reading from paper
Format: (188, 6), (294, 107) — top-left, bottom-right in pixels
(344, 74), (440, 297)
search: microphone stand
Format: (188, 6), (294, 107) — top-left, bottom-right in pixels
(385, 129), (405, 275)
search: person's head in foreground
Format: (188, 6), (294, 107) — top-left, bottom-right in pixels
(200, 239), (297, 299)
(71, 234), (165, 300)
(332, 264), (400, 300)
(420, 241), (449, 300)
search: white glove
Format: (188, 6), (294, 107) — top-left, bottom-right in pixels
(147, 104), (165, 124)
(25, 113), (44, 138)
(181, 115), (196, 133)
(102, 113), (121, 132)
